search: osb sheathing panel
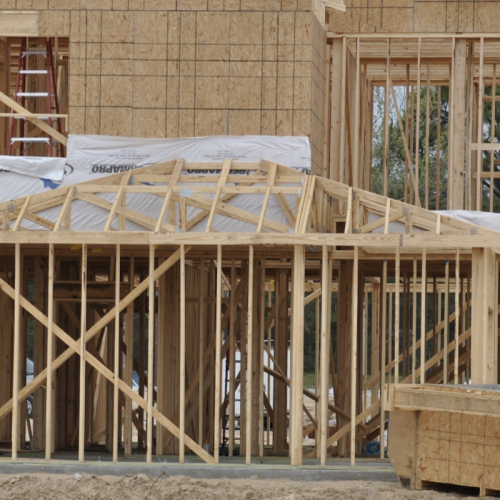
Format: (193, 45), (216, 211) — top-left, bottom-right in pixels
(5, 1), (325, 172)
(328, 0), (500, 34)
(416, 410), (500, 492)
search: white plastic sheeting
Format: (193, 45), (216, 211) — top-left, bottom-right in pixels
(436, 210), (500, 232)
(367, 209), (500, 234)
(0, 135), (310, 232)
(0, 155), (65, 181)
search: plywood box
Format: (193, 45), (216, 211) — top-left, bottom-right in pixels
(388, 384), (500, 497)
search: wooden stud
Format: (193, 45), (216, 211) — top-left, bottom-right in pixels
(412, 259), (417, 384)
(259, 259), (265, 457)
(383, 38), (390, 197)
(291, 245), (305, 466)
(112, 245), (120, 462)
(180, 244), (186, 463)
(350, 245), (359, 467)
(147, 244), (155, 463)
(199, 257), (206, 448)
(444, 259), (450, 384)
(421, 249), (427, 384)
(214, 245), (222, 463)
(425, 65), (430, 209)
(78, 244), (87, 463)
(339, 37), (347, 204)
(380, 259), (387, 458)
(415, 37), (422, 200)
(395, 247), (400, 384)
(490, 65), (496, 212)
(124, 257), (134, 456)
(246, 246), (254, 465)
(45, 244), (54, 460)
(454, 248), (460, 384)
(353, 38), (361, 188)
(436, 85), (442, 209)
(476, 38), (485, 211)
(11, 243), (20, 460)
(320, 246), (330, 466)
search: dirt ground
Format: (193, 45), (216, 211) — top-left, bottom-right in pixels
(0, 473), (491, 500)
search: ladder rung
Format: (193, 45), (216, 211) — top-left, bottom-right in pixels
(20, 70), (48, 75)
(11, 138), (52, 144)
(22, 50), (47, 56)
(14, 116), (58, 121)
(16, 92), (54, 97)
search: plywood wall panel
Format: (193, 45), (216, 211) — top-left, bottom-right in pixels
(13, 3), (326, 167)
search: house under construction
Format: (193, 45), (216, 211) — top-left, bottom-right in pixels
(1, 1), (500, 495)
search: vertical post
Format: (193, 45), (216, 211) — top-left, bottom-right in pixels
(214, 245), (222, 464)
(380, 259), (387, 458)
(395, 247), (400, 384)
(78, 244), (87, 463)
(124, 257), (134, 456)
(444, 260), (450, 384)
(113, 245), (120, 462)
(323, 44), (331, 178)
(425, 64), (430, 209)
(350, 246), (359, 467)
(476, 37), (484, 211)
(199, 257), (205, 447)
(259, 259), (265, 457)
(179, 244), (186, 463)
(339, 37), (347, 196)
(490, 65), (497, 212)
(454, 249), (460, 384)
(421, 249), (427, 383)
(229, 258), (235, 456)
(11, 243), (21, 460)
(146, 245), (154, 463)
(45, 244), (54, 460)
(291, 245), (305, 466)
(412, 259), (417, 383)
(383, 38), (390, 197)
(451, 38), (467, 210)
(315, 294), (320, 448)
(320, 246), (330, 466)
(415, 37), (421, 199)
(353, 37), (361, 188)
(246, 246), (254, 465)
(436, 86), (442, 209)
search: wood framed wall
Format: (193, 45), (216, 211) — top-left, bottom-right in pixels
(0, 159), (498, 467)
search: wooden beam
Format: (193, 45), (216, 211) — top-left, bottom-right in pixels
(214, 245), (223, 463)
(11, 244), (21, 459)
(147, 245), (155, 462)
(112, 245), (120, 463)
(206, 160), (232, 232)
(291, 244), (305, 466)
(0, 90), (67, 146)
(246, 245), (254, 465)
(180, 244), (186, 463)
(320, 246), (330, 466)
(155, 159), (184, 233)
(420, 249), (427, 384)
(78, 245), (87, 462)
(350, 245), (359, 467)
(45, 244), (54, 460)
(12, 196), (31, 232)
